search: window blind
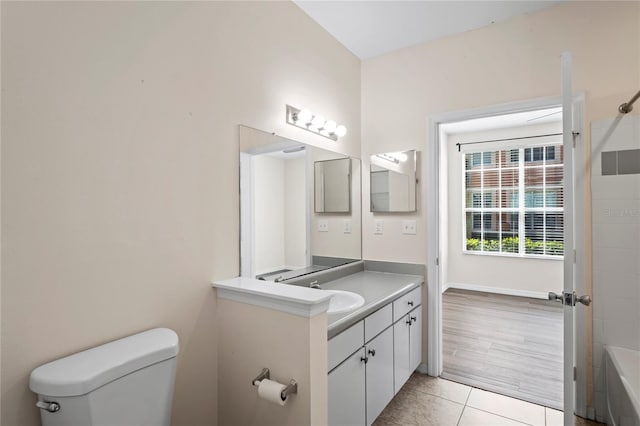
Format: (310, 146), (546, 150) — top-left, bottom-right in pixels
(463, 143), (564, 257)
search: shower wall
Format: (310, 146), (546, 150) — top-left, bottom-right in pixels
(590, 115), (640, 422)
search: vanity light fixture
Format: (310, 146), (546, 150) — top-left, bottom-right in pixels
(286, 105), (347, 141)
(282, 146), (306, 154)
(376, 152), (407, 164)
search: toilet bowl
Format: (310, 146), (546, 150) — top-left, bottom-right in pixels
(29, 327), (179, 426)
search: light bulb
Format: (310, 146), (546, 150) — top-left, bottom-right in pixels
(335, 125), (347, 137)
(324, 120), (337, 133)
(296, 109), (312, 124)
(311, 115), (325, 129)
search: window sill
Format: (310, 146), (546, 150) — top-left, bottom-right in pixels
(462, 250), (564, 261)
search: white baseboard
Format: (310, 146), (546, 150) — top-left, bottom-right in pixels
(445, 282), (549, 300)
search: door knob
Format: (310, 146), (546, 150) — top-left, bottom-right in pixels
(360, 356), (368, 364)
(368, 349), (376, 357)
(548, 292), (563, 303)
(576, 294), (591, 306)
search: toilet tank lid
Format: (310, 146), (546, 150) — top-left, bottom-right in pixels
(29, 328), (179, 397)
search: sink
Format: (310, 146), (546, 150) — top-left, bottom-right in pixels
(325, 290), (365, 314)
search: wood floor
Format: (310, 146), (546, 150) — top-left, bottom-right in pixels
(442, 288), (564, 410)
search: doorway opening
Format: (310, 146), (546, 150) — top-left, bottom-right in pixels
(435, 105), (566, 409)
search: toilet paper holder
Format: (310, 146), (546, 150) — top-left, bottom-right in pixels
(252, 368), (298, 401)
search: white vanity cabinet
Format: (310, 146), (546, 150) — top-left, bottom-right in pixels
(328, 347), (366, 426)
(328, 285), (422, 426)
(365, 327), (394, 425)
(392, 286), (422, 394)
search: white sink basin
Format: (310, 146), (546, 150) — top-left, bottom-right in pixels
(325, 290), (365, 314)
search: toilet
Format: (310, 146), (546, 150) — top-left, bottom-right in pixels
(29, 327), (179, 426)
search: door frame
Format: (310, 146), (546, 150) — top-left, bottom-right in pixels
(426, 94), (587, 415)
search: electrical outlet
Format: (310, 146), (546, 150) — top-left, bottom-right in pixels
(402, 220), (417, 235)
(343, 220), (352, 234)
(374, 220), (384, 235)
(318, 220), (329, 232)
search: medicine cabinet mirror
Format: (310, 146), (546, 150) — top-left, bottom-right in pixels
(239, 125), (361, 282)
(314, 158), (351, 213)
(370, 150), (417, 213)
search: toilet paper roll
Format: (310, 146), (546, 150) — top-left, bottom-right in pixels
(257, 379), (288, 406)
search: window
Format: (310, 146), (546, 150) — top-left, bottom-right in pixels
(464, 144), (564, 257)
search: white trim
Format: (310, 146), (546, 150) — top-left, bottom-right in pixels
(445, 282), (549, 300)
(427, 94), (587, 420)
(240, 152), (254, 278)
(572, 92), (588, 419)
(427, 95), (565, 379)
(561, 52), (575, 424)
(426, 116), (442, 377)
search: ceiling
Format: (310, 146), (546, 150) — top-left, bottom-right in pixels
(293, 1), (564, 59)
(442, 107), (563, 134)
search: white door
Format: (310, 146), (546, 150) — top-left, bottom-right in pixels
(557, 51), (591, 425)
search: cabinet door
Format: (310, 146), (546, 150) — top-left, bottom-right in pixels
(329, 348), (366, 426)
(393, 316), (411, 395)
(365, 327), (394, 426)
(409, 307), (422, 372)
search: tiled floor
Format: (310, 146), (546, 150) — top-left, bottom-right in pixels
(374, 374), (604, 426)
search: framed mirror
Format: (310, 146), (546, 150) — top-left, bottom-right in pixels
(315, 158), (351, 213)
(370, 150), (417, 213)
(239, 125), (361, 281)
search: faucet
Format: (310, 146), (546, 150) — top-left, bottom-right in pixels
(309, 280), (320, 289)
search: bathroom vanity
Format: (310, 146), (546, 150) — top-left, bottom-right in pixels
(212, 264), (423, 426)
(324, 271), (422, 426)
(218, 124), (424, 426)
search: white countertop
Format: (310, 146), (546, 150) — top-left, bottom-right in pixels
(212, 270), (424, 330)
(212, 276), (332, 318)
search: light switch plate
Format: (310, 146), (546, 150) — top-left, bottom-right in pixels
(374, 220), (384, 235)
(343, 220), (352, 234)
(318, 220), (329, 232)
(402, 220), (417, 235)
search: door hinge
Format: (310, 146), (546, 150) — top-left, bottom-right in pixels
(572, 131), (580, 148)
(573, 366), (577, 381)
(574, 249), (577, 264)
(435, 257), (439, 266)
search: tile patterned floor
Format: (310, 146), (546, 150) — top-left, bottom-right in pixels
(374, 374), (604, 426)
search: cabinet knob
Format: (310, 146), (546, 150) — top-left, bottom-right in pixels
(407, 301), (414, 307)
(360, 356), (369, 364)
(410, 316), (417, 323)
(368, 349), (376, 357)
(406, 319), (412, 325)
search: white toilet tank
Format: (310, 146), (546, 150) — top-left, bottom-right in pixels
(29, 328), (179, 426)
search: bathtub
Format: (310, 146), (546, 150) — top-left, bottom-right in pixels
(605, 346), (640, 426)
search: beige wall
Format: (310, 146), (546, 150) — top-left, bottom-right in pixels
(361, 0), (639, 406)
(362, 1), (640, 263)
(0, 2), (359, 426)
(217, 299), (327, 426)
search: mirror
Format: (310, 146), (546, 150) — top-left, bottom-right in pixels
(315, 158), (351, 213)
(239, 125), (361, 281)
(370, 150), (417, 212)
